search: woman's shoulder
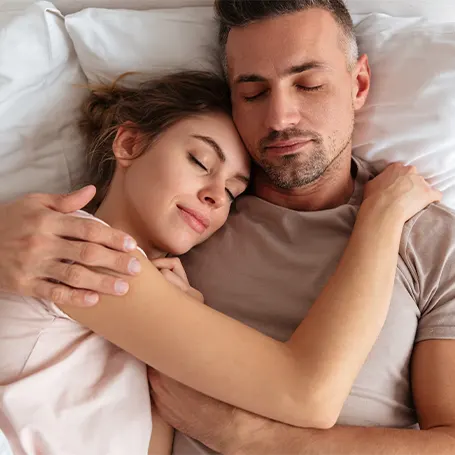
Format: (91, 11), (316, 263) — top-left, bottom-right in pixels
(0, 290), (72, 321)
(70, 210), (148, 258)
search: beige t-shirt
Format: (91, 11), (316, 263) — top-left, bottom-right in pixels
(174, 158), (455, 454)
(0, 211), (152, 455)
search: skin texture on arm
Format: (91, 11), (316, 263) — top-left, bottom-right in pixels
(232, 340), (455, 455)
(60, 173), (439, 429)
(148, 341), (455, 455)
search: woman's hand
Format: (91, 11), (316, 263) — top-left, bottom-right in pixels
(0, 187), (140, 306)
(363, 163), (442, 223)
(151, 258), (204, 303)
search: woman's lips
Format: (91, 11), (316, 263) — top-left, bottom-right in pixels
(177, 205), (210, 234)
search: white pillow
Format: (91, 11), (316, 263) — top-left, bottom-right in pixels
(353, 14), (455, 207)
(346, 0), (455, 23)
(0, 1), (87, 202)
(0, 0), (214, 16)
(3, 0), (455, 21)
(66, 8), (455, 209)
(66, 7), (218, 84)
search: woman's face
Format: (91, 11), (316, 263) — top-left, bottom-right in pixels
(114, 113), (251, 256)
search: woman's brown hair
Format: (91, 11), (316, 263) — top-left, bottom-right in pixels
(80, 71), (232, 212)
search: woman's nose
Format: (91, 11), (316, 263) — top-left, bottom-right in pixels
(198, 184), (226, 209)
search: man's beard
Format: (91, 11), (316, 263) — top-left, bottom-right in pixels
(256, 125), (354, 190)
(259, 143), (330, 189)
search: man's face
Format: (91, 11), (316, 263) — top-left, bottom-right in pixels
(226, 9), (368, 189)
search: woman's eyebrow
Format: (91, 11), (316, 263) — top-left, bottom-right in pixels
(192, 135), (225, 162)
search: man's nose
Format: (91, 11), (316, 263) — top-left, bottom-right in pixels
(264, 89), (300, 132)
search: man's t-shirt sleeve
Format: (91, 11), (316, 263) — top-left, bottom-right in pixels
(402, 203), (455, 342)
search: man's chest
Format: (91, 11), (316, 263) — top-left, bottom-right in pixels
(183, 211), (421, 427)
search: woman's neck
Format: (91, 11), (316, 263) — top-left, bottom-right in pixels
(94, 186), (167, 260)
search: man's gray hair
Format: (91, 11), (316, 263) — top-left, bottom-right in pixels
(215, 0), (359, 77)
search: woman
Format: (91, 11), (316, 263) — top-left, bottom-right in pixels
(0, 71), (440, 455)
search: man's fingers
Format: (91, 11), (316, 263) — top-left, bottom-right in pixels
(57, 215), (137, 253)
(148, 368), (161, 389)
(50, 238), (141, 277)
(46, 261), (130, 296)
(37, 186), (97, 213)
(33, 280), (99, 307)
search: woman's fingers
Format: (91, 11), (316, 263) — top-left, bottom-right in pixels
(151, 258), (188, 282)
(159, 269), (189, 293)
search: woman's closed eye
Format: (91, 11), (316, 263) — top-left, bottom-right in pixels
(188, 153), (208, 171)
(226, 189), (235, 202)
(189, 153), (236, 202)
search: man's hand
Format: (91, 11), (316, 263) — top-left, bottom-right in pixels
(149, 369), (252, 454)
(0, 186), (141, 306)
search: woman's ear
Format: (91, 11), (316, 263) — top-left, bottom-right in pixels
(113, 124), (142, 168)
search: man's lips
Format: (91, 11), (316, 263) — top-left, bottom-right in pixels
(264, 139), (313, 155)
(177, 205), (210, 234)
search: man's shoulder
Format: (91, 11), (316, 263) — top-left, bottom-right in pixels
(400, 202), (455, 278)
(404, 202), (455, 240)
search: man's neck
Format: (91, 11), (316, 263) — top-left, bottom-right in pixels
(253, 153), (355, 211)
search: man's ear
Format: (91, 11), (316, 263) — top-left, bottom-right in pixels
(113, 124), (142, 168)
(352, 54), (371, 111)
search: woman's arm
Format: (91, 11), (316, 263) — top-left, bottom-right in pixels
(61, 165), (441, 429)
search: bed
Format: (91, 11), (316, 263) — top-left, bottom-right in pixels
(1, 0), (455, 209)
(1, 2), (455, 454)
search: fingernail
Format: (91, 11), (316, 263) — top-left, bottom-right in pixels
(85, 293), (99, 305)
(124, 237), (137, 251)
(115, 280), (129, 295)
(128, 258), (141, 274)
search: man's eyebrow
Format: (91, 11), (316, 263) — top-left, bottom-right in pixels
(234, 61), (328, 85)
(192, 134), (250, 185)
(234, 74), (267, 85)
(286, 61), (328, 75)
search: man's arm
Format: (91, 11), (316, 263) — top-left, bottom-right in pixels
(150, 340), (455, 455)
(0, 188), (138, 305)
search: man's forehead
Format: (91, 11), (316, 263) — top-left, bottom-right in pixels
(225, 9), (343, 79)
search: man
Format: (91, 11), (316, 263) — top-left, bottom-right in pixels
(154, 1), (455, 453)
(1, 1), (455, 454)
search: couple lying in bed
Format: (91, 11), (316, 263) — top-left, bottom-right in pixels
(0, 70), (440, 454)
(0, 2), (446, 454)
